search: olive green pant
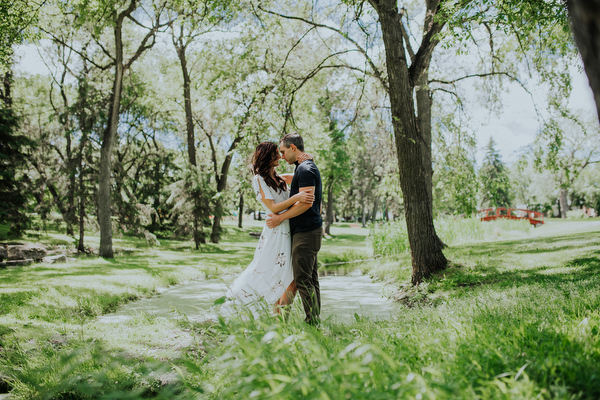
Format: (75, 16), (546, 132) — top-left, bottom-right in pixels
(292, 227), (323, 325)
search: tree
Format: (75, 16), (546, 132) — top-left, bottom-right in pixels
(566, 0), (600, 121)
(479, 137), (512, 208)
(0, 0), (42, 69)
(0, 0), (41, 237)
(258, 0), (572, 284)
(533, 111), (600, 218)
(316, 92), (351, 235)
(67, 0), (173, 257)
(433, 117), (477, 216)
(0, 104), (31, 237)
(571, 163), (600, 214)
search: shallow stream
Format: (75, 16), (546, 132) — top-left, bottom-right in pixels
(99, 269), (398, 324)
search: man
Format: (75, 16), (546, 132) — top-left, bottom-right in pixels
(266, 132), (323, 326)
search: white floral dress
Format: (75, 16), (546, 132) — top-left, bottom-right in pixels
(225, 175), (293, 316)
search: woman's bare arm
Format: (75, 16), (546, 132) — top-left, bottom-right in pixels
(258, 183), (314, 214)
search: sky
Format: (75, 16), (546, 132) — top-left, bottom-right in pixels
(14, 44), (598, 168)
(471, 65), (597, 166)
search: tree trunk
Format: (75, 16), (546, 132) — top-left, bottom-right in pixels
(76, 125), (88, 253)
(98, 20), (126, 258)
(238, 191), (244, 228)
(64, 116), (76, 236)
(566, 0), (600, 121)
(361, 206), (366, 227)
(209, 132), (246, 242)
(1, 70), (11, 107)
(383, 197), (389, 222)
(416, 0), (438, 217)
(77, 162), (86, 252)
(325, 181), (334, 235)
(559, 187), (569, 219)
(210, 153), (236, 243)
(371, 197), (379, 222)
(373, 0), (447, 285)
(176, 43), (197, 167)
(416, 71), (433, 215)
(173, 35), (205, 248)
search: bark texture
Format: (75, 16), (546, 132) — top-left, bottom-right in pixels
(416, 71), (433, 216)
(415, 1), (437, 216)
(98, 1), (135, 258)
(559, 186), (569, 219)
(98, 0), (161, 257)
(370, 0), (447, 284)
(324, 180), (334, 235)
(566, 0), (600, 121)
(238, 192), (244, 229)
(174, 39), (197, 167)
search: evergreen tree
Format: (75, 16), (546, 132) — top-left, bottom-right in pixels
(479, 137), (512, 208)
(0, 107), (31, 237)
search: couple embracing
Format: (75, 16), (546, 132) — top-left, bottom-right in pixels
(226, 133), (323, 326)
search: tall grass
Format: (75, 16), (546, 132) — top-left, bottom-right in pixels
(2, 221), (600, 399)
(192, 270), (600, 399)
(368, 217), (533, 257)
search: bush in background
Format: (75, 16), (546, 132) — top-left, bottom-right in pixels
(369, 217), (533, 256)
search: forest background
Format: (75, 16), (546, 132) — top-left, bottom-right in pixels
(1, 0), (600, 274)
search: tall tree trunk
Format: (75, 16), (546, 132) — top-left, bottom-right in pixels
(324, 180), (334, 235)
(98, 16), (127, 258)
(97, 0), (160, 256)
(371, 197), (379, 222)
(174, 37), (205, 247)
(211, 200), (223, 243)
(76, 124), (89, 254)
(361, 200), (366, 227)
(63, 100), (76, 236)
(175, 42), (197, 167)
(77, 160), (86, 252)
(210, 151), (237, 243)
(372, 0), (447, 285)
(1, 70), (11, 107)
(416, 1), (437, 216)
(64, 140), (76, 236)
(416, 71), (433, 215)
(566, 0), (600, 121)
(383, 197), (389, 222)
(559, 187), (569, 219)
(238, 191), (244, 228)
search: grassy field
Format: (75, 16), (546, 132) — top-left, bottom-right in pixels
(1, 218), (599, 398)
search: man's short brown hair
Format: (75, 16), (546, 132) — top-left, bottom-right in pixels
(281, 132), (304, 152)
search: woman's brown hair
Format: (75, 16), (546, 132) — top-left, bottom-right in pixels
(252, 142), (287, 192)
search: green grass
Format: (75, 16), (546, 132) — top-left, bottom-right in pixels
(368, 217), (535, 257)
(1, 218), (600, 398)
(191, 219), (600, 399)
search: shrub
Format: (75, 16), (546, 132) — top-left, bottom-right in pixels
(369, 217), (533, 256)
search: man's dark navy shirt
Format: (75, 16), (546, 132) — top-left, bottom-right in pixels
(289, 159), (322, 236)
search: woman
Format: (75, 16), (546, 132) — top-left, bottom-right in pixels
(225, 142), (314, 317)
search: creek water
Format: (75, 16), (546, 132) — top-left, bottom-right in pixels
(99, 269), (398, 324)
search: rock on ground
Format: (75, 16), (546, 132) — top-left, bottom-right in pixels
(43, 254), (67, 264)
(7, 244), (47, 261)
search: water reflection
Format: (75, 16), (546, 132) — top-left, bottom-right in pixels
(98, 269), (397, 324)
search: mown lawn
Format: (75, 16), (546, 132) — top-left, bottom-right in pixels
(1, 218), (599, 399)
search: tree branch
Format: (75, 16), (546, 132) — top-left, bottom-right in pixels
(38, 27), (113, 70)
(258, 5), (388, 92)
